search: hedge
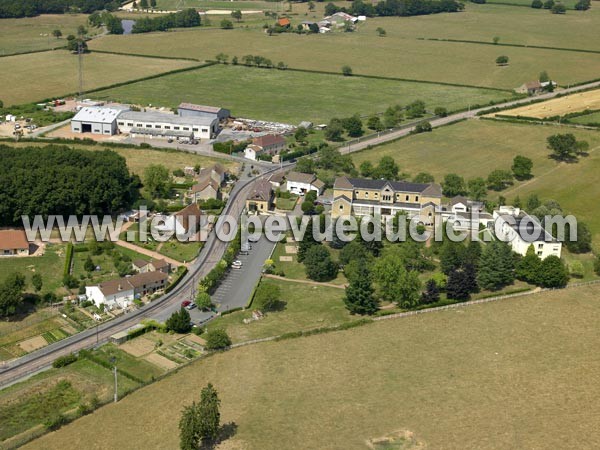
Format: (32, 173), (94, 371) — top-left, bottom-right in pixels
(166, 267), (188, 293)
(63, 242), (74, 277)
(52, 353), (78, 368)
(79, 349), (145, 384)
(274, 318), (373, 341)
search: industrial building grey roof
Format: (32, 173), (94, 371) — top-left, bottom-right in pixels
(178, 103), (224, 114)
(118, 110), (217, 126)
(129, 127), (193, 138)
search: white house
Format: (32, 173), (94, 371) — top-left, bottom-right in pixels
(85, 271), (168, 309)
(441, 196), (493, 231)
(493, 206), (562, 258)
(244, 144), (262, 161)
(285, 171), (325, 196)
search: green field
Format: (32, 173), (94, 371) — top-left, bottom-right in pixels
(0, 50), (198, 106)
(486, 0), (579, 8)
(24, 284), (600, 449)
(352, 119), (600, 248)
(0, 244), (66, 295)
(210, 278), (351, 342)
(570, 111), (600, 126)
(153, 0), (284, 10)
(92, 64), (510, 124)
(87, 4), (600, 89)
(0, 14), (98, 56)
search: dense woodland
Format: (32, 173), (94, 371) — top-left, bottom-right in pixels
(131, 9), (201, 33)
(0, 0), (118, 18)
(0, 145), (139, 226)
(326, 0), (464, 17)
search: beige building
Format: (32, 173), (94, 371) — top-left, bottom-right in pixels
(0, 229), (30, 256)
(331, 177), (442, 224)
(246, 179), (273, 214)
(189, 163), (226, 201)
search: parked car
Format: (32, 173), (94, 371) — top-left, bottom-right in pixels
(181, 300), (191, 308)
(186, 303), (197, 310)
(232, 260), (243, 269)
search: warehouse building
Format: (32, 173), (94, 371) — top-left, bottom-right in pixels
(71, 106), (128, 136)
(178, 102), (230, 121)
(117, 110), (219, 140)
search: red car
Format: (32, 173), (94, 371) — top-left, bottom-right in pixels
(181, 300), (191, 308)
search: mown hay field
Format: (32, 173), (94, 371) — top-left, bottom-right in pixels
(24, 284), (600, 449)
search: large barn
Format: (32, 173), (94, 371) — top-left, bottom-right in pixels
(70, 106), (127, 136)
(177, 102), (230, 121)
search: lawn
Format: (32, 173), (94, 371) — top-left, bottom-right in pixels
(0, 243), (66, 295)
(156, 240), (202, 263)
(92, 344), (166, 383)
(154, 0), (284, 10)
(275, 195), (297, 210)
(271, 240), (348, 285)
(24, 284), (600, 449)
(71, 245), (151, 285)
(0, 50), (198, 106)
(0, 14), (99, 56)
(209, 277), (351, 343)
(87, 5), (600, 89)
(92, 64), (510, 124)
(487, 0), (579, 9)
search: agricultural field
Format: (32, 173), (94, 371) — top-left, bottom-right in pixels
(152, 0), (284, 11)
(4, 141), (238, 176)
(210, 278), (351, 343)
(569, 110), (600, 126)
(24, 284), (600, 449)
(92, 64), (510, 124)
(0, 50), (198, 106)
(87, 5), (600, 89)
(0, 14), (97, 56)
(486, 0), (580, 9)
(352, 119), (600, 248)
(499, 88), (600, 119)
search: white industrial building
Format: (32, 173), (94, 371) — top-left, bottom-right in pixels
(493, 206), (562, 259)
(71, 106), (127, 135)
(117, 110), (218, 140)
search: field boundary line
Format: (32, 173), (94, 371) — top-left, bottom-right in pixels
(423, 37), (600, 55)
(91, 49), (202, 62)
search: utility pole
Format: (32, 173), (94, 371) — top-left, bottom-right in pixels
(113, 365), (118, 403)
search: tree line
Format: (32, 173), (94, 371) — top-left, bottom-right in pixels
(0, 145), (139, 227)
(325, 0), (464, 18)
(132, 9), (201, 33)
(0, 0), (118, 18)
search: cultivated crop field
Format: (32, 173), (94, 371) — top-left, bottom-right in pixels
(25, 284), (600, 449)
(0, 51), (198, 106)
(500, 88), (600, 118)
(91, 64), (510, 124)
(0, 14), (97, 56)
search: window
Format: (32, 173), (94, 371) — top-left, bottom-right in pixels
(136, 123), (142, 127)
(202, 128), (208, 133)
(164, 126), (171, 130)
(365, 192), (369, 198)
(127, 123), (133, 127)
(538, 243), (543, 249)
(183, 127), (190, 131)
(193, 128), (199, 132)
(146, 124), (152, 128)
(537, 251), (543, 256)
(155, 125), (162, 129)
(374, 193), (379, 198)
(174, 126), (180, 130)
(405, 195), (409, 201)
(415, 196), (419, 202)
(118, 121), (124, 126)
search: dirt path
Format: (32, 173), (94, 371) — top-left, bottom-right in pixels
(263, 274), (347, 289)
(114, 240), (184, 268)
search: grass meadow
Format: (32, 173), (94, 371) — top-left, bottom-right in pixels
(87, 5), (600, 89)
(91, 64), (510, 124)
(0, 14), (97, 56)
(23, 284), (600, 449)
(570, 111), (600, 126)
(352, 119), (600, 249)
(0, 50), (197, 106)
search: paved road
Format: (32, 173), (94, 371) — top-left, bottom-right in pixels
(339, 80), (600, 155)
(152, 236), (277, 324)
(0, 164), (291, 388)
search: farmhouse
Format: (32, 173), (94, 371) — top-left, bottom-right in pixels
(155, 203), (202, 236)
(252, 134), (287, 155)
(268, 172), (285, 188)
(71, 106), (127, 136)
(177, 103), (230, 121)
(132, 258), (171, 274)
(117, 111), (218, 140)
(0, 229), (29, 257)
(515, 80), (557, 95)
(246, 179), (274, 214)
(244, 144), (263, 161)
(85, 271), (168, 309)
(277, 17), (291, 27)
(285, 171), (325, 195)
(190, 177), (221, 201)
(332, 176), (442, 223)
(493, 206), (562, 259)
